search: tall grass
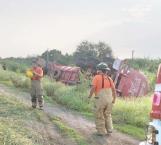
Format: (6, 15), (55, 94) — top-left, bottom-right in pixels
(0, 69), (153, 139)
(113, 97), (151, 127)
(0, 69), (30, 90)
(11, 75), (30, 89)
(0, 58), (30, 73)
(113, 96), (151, 139)
(0, 69), (15, 82)
(128, 58), (161, 73)
(43, 78), (92, 112)
(42, 77), (152, 139)
(144, 71), (156, 90)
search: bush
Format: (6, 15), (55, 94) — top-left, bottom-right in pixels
(0, 70), (15, 82)
(0, 59), (29, 73)
(11, 75), (30, 89)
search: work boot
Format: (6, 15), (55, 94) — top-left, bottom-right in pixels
(32, 101), (37, 109)
(94, 131), (106, 137)
(106, 130), (112, 136)
(39, 106), (43, 110)
(32, 105), (36, 109)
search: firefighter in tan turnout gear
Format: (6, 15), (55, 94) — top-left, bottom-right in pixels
(88, 62), (116, 136)
(27, 59), (44, 110)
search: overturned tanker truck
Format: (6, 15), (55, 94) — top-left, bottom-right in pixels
(46, 62), (80, 85)
(111, 59), (149, 97)
(45, 59), (149, 97)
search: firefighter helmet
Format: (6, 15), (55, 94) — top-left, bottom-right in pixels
(96, 62), (110, 71)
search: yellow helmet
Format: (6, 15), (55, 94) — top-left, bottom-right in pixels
(26, 69), (33, 78)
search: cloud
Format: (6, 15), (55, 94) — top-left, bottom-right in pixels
(121, 2), (152, 22)
(0, 0), (161, 58)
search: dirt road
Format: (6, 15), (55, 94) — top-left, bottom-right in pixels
(0, 84), (140, 145)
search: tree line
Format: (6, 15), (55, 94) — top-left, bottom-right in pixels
(0, 40), (160, 73)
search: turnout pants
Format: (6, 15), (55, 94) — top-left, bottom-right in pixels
(30, 80), (44, 108)
(94, 89), (113, 134)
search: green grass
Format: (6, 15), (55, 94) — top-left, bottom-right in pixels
(128, 58), (161, 73)
(0, 69), (152, 140)
(113, 97), (151, 126)
(0, 94), (51, 145)
(114, 124), (146, 140)
(0, 59), (29, 73)
(0, 70), (15, 86)
(112, 96), (151, 140)
(42, 78), (93, 112)
(0, 69), (30, 90)
(48, 82), (152, 140)
(52, 117), (88, 145)
(144, 71), (156, 90)
(45, 79), (151, 139)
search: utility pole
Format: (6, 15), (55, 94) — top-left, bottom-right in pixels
(46, 48), (49, 64)
(132, 50), (135, 60)
(45, 48), (49, 75)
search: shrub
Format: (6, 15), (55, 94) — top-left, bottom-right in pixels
(11, 75), (30, 89)
(43, 81), (55, 96)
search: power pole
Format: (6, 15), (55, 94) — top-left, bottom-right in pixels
(132, 50), (135, 60)
(46, 48), (49, 63)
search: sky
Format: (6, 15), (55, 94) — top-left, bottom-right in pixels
(0, 0), (161, 59)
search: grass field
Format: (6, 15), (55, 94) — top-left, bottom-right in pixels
(51, 116), (88, 145)
(0, 93), (52, 145)
(0, 69), (152, 140)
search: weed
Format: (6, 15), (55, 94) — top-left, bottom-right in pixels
(0, 94), (50, 145)
(52, 117), (88, 145)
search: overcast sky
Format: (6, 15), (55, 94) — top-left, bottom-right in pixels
(0, 0), (161, 59)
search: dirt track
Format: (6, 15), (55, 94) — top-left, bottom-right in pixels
(0, 84), (140, 145)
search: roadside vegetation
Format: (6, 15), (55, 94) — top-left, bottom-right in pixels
(44, 78), (151, 140)
(128, 58), (161, 73)
(51, 117), (88, 145)
(0, 67), (153, 140)
(0, 93), (52, 145)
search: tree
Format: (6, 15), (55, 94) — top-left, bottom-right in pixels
(41, 49), (73, 65)
(41, 49), (62, 62)
(73, 41), (114, 70)
(96, 42), (113, 62)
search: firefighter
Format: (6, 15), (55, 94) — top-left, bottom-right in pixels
(88, 62), (116, 136)
(30, 58), (44, 110)
(2, 63), (6, 70)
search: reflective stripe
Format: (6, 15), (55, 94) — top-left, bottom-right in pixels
(155, 83), (161, 92)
